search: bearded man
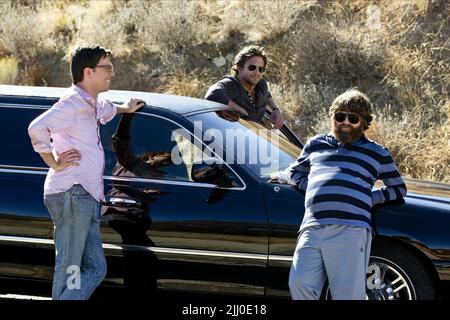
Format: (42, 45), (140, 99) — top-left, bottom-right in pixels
(287, 88), (407, 300)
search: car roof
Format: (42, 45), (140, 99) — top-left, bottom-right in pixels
(0, 85), (227, 116)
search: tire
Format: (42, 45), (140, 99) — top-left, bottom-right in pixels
(322, 241), (437, 300)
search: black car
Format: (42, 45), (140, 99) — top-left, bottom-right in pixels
(0, 85), (449, 300)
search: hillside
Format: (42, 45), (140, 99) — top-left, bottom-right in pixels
(0, 0), (448, 182)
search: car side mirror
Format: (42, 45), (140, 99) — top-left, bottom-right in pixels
(191, 160), (237, 188)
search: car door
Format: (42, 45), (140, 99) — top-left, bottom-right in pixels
(99, 112), (269, 296)
(0, 103), (55, 281)
(262, 183), (305, 297)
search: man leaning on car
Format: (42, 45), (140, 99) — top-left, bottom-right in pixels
(287, 89), (407, 300)
(205, 45), (285, 128)
(27, 45), (145, 300)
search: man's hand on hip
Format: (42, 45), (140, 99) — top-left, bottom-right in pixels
(39, 149), (81, 172)
(55, 149), (81, 171)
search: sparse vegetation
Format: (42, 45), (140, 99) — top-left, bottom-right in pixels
(0, 56), (19, 84)
(0, 0), (448, 182)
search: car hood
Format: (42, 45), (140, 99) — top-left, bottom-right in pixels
(403, 178), (450, 206)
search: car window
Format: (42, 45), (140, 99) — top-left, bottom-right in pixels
(102, 114), (188, 180)
(259, 113), (299, 146)
(0, 106), (48, 168)
(188, 111), (302, 179)
(102, 113), (237, 184)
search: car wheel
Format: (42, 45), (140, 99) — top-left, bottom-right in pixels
(322, 242), (437, 300)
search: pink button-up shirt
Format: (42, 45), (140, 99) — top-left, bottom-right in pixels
(28, 85), (117, 201)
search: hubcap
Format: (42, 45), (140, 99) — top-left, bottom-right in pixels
(325, 256), (416, 300)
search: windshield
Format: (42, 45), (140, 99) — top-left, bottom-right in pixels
(188, 111), (301, 179)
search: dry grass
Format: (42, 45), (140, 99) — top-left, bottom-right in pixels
(366, 103), (450, 182)
(217, 0), (310, 42)
(0, 0), (448, 182)
(155, 70), (214, 99)
(0, 56), (19, 84)
(129, 0), (211, 65)
(0, 3), (45, 64)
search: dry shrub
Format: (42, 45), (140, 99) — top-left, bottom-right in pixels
(272, 14), (385, 87)
(0, 2), (47, 60)
(269, 80), (340, 140)
(0, 2), (59, 84)
(0, 56), (19, 84)
(381, 48), (445, 119)
(137, 0), (210, 64)
(366, 104), (450, 183)
(381, 44), (449, 125)
(73, 0), (130, 56)
(156, 70), (214, 99)
(107, 52), (164, 92)
(47, 9), (79, 47)
(218, 0), (312, 42)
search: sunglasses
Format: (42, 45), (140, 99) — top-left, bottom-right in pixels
(334, 112), (360, 124)
(247, 64), (265, 73)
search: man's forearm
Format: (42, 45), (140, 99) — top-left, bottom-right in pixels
(267, 97), (280, 112)
(375, 161), (407, 204)
(289, 151), (310, 191)
(227, 100), (249, 115)
(116, 105), (130, 114)
(372, 181), (407, 205)
(38, 149), (81, 172)
(39, 152), (58, 170)
(291, 171), (309, 191)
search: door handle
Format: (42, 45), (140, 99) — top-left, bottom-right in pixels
(101, 197), (141, 208)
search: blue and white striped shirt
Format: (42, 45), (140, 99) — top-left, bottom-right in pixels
(290, 133), (407, 231)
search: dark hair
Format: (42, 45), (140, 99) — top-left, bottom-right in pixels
(231, 45), (268, 76)
(70, 45), (112, 84)
(329, 88), (374, 130)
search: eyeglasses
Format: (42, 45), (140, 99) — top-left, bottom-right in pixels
(247, 64), (265, 73)
(93, 64), (114, 73)
(333, 112), (360, 124)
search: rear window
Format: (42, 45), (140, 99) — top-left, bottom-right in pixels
(0, 106), (48, 168)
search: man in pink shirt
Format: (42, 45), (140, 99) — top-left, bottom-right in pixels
(28, 45), (145, 300)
